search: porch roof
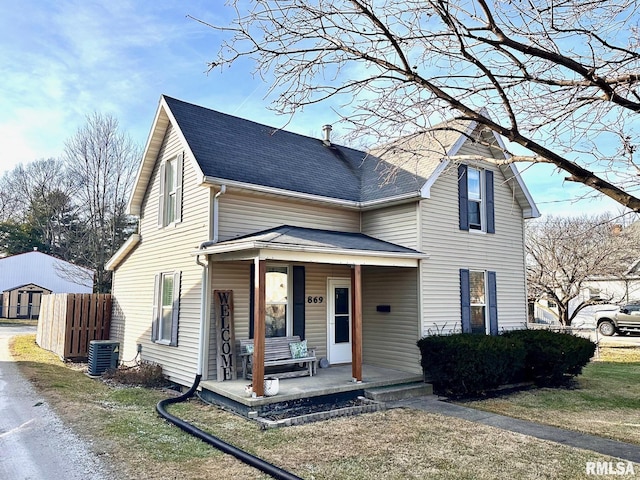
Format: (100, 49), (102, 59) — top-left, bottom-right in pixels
(194, 225), (427, 267)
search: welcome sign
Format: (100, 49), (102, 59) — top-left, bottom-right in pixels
(214, 290), (236, 381)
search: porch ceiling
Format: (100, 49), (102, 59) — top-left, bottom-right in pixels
(193, 225), (427, 267)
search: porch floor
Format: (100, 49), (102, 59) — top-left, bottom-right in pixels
(200, 364), (423, 410)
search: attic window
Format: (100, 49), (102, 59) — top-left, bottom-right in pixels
(467, 167), (482, 230)
(158, 152), (183, 227)
(458, 164), (495, 234)
(166, 158), (178, 223)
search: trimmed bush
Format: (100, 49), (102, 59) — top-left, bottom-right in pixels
(417, 329), (596, 397)
(103, 361), (169, 388)
(501, 329), (596, 386)
(417, 334), (526, 397)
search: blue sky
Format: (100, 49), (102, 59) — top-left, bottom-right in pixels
(0, 0), (624, 217)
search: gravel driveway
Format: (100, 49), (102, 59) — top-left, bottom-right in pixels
(0, 325), (112, 480)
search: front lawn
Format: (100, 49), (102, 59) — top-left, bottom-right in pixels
(9, 334), (630, 479)
(462, 347), (640, 445)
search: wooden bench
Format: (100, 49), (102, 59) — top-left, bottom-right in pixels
(239, 336), (317, 380)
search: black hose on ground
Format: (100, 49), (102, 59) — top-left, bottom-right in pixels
(156, 374), (302, 480)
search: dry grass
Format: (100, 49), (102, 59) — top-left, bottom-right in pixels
(10, 334), (630, 479)
(0, 318), (38, 326)
(464, 347), (640, 445)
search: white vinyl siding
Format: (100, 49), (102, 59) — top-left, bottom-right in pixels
(361, 202), (419, 250)
(362, 266), (421, 374)
(110, 122), (211, 387)
(217, 192), (360, 241)
(420, 158), (528, 336)
(208, 261), (251, 379)
(208, 261), (350, 380)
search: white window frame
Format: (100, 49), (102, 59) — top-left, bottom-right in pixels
(469, 270), (489, 334)
(158, 152), (183, 228)
(467, 167), (485, 232)
(158, 273), (174, 343)
(265, 264), (292, 337)
(165, 157), (177, 225)
(153, 271), (180, 346)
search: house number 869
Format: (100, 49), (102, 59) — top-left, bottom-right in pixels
(307, 296), (324, 304)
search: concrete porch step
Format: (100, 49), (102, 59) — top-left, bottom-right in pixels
(364, 382), (433, 402)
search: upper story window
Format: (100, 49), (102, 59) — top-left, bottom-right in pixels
(467, 167), (482, 230)
(165, 158), (177, 224)
(458, 164), (495, 234)
(158, 152), (183, 227)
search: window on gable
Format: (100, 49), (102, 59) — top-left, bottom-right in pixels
(152, 271), (181, 345)
(165, 158), (177, 224)
(158, 152), (183, 227)
(458, 164), (495, 233)
(467, 167), (483, 230)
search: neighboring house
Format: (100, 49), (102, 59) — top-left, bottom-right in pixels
(106, 95), (539, 397)
(532, 260), (640, 327)
(0, 250), (94, 319)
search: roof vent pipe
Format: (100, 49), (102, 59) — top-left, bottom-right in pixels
(322, 124), (332, 146)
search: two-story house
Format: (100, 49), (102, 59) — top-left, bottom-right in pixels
(106, 95), (538, 404)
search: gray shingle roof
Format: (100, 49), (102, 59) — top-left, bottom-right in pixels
(164, 96), (450, 203)
(201, 225), (424, 256)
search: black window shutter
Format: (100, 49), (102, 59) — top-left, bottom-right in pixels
(460, 269), (471, 333)
(458, 164), (469, 231)
(486, 170), (495, 234)
(170, 271), (181, 346)
(488, 271), (498, 335)
(249, 263), (255, 339)
(292, 266), (305, 340)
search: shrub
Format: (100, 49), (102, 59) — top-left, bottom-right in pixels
(417, 334), (526, 397)
(501, 329), (596, 386)
(417, 329), (596, 397)
(103, 361), (169, 388)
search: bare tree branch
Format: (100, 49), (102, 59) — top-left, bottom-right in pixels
(195, 0), (640, 211)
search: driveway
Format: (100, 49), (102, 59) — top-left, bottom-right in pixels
(0, 325), (111, 480)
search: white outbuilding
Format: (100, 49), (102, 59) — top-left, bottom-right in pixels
(0, 250), (94, 318)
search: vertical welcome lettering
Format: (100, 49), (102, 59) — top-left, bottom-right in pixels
(214, 290), (236, 381)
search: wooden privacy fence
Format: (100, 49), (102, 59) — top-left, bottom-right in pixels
(36, 293), (112, 360)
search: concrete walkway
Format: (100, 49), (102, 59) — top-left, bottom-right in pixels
(392, 396), (640, 464)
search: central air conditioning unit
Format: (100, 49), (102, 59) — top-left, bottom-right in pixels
(88, 340), (120, 376)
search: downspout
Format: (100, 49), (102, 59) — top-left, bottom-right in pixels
(213, 185), (227, 243)
(195, 184), (226, 376)
(196, 254), (208, 377)
(159, 184), (300, 480)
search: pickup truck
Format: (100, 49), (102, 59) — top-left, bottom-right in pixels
(594, 302), (640, 336)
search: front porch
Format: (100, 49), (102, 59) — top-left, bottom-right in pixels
(199, 364), (424, 415)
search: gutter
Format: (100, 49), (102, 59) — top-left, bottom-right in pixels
(202, 175), (420, 210)
(194, 241), (428, 259)
(212, 185), (227, 243)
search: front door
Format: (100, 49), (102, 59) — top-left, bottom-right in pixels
(327, 278), (352, 364)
